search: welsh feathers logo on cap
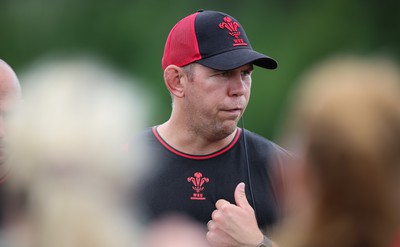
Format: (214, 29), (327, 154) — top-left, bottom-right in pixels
(219, 16), (248, 47)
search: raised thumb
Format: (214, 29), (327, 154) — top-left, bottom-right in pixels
(234, 182), (251, 208)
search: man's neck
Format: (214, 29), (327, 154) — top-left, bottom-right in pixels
(156, 121), (237, 155)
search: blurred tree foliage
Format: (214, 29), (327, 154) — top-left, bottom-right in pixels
(1, 0), (399, 142)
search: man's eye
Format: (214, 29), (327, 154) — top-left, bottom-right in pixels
(219, 71), (229, 77)
(242, 71), (251, 76)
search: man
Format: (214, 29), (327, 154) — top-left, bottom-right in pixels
(136, 10), (290, 247)
(0, 59), (22, 226)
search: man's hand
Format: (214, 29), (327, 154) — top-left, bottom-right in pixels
(206, 182), (264, 247)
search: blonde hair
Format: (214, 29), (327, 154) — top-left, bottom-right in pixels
(277, 55), (400, 247)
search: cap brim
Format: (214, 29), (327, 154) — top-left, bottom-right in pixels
(196, 48), (278, 70)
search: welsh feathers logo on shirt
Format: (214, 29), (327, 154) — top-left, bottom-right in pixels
(187, 172), (209, 200)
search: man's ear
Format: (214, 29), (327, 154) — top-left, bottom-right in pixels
(164, 65), (186, 98)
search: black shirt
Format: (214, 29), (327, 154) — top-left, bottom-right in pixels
(134, 127), (290, 229)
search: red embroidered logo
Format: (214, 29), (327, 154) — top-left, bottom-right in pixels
(219, 16), (247, 47)
(187, 172), (209, 200)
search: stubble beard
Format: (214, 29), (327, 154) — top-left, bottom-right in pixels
(184, 95), (241, 142)
(188, 112), (239, 142)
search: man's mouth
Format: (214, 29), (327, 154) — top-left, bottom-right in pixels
(221, 107), (243, 118)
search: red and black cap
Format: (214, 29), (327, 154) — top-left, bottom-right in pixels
(162, 10), (278, 71)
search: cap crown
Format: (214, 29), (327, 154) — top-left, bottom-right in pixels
(195, 11), (252, 59)
(162, 10), (277, 70)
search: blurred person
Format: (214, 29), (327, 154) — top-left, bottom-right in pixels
(0, 59), (22, 227)
(274, 55), (400, 247)
(134, 10), (291, 247)
(0, 56), (149, 247)
(143, 214), (211, 247)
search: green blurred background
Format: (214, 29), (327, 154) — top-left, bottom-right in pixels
(1, 0), (399, 144)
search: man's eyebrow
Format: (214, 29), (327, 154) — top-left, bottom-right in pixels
(209, 68), (226, 73)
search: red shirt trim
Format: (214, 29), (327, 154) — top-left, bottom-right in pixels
(152, 126), (241, 160)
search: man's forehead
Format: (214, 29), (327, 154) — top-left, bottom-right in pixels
(195, 62), (254, 72)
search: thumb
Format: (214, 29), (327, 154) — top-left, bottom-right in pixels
(234, 182), (251, 209)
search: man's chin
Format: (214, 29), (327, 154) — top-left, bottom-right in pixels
(221, 121), (239, 135)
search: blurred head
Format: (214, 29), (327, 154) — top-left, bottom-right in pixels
(143, 214), (210, 247)
(9, 57), (148, 190)
(0, 60), (21, 167)
(278, 55), (400, 247)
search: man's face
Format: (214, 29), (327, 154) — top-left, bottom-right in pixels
(0, 63), (21, 166)
(183, 63), (253, 140)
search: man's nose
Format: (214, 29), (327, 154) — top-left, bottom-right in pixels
(228, 74), (246, 97)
